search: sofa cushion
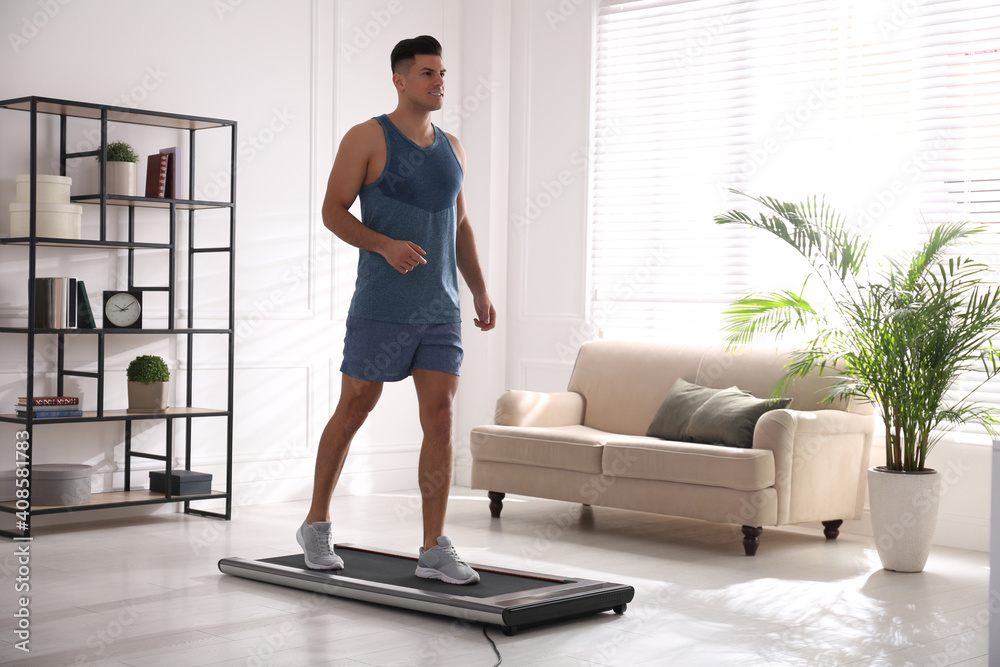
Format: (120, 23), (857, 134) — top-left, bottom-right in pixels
(686, 391), (793, 448)
(646, 378), (735, 441)
(567, 341), (706, 436)
(602, 439), (775, 491)
(470, 424), (609, 474)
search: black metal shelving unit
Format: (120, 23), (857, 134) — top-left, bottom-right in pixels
(0, 96), (237, 538)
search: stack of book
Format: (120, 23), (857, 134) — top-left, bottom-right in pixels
(15, 396), (83, 419)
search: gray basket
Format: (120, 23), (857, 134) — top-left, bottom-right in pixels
(33, 464), (92, 506)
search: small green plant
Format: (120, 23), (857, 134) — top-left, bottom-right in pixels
(127, 355), (170, 384)
(99, 140), (139, 163)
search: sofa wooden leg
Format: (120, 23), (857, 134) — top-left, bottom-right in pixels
(822, 519), (843, 540)
(488, 491), (505, 518)
(742, 525), (762, 556)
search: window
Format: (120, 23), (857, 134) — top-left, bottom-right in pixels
(590, 0), (1000, 345)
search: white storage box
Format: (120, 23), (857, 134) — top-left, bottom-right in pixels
(10, 202), (82, 239)
(32, 464), (92, 506)
(16, 174), (72, 204)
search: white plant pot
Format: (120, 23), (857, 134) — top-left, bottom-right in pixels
(106, 161), (137, 197)
(127, 381), (169, 413)
(868, 466), (940, 572)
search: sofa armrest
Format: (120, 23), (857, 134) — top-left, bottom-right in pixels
(494, 391), (585, 427)
(753, 409), (875, 526)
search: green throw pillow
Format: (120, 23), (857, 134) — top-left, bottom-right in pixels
(685, 390), (793, 449)
(646, 378), (733, 441)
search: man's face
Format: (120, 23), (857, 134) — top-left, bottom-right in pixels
(396, 54), (445, 111)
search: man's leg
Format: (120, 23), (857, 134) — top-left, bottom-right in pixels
(306, 373), (383, 524)
(411, 367), (478, 584)
(411, 367), (459, 551)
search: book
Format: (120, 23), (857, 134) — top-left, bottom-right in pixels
(18, 396), (79, 406)
(16, 403), (81, 412)
(68, 277), (78, 328)
(144, 153), (170, 198)
(77, 280), (96, 329)
(160, 151), (174, 198)
(14, 408), (84, 419)
(159, 146), (182, 199)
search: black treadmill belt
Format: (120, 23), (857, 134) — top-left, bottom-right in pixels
(221, 544), (635, 634)
(263, 545), (571, 599)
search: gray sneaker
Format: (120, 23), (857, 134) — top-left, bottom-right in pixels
(296, 520), (344, 570)
(415, 536), (480, 584)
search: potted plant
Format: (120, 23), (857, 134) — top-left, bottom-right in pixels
(715, 191), (1000, 572)
(126, 354), (170, 413)
(98, 140), (139, 197)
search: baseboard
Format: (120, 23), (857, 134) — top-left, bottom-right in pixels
(810, 510), (988, 553)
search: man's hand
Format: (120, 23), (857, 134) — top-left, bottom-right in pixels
(381, 240), (427, 274)
(473, 292), (496, 331)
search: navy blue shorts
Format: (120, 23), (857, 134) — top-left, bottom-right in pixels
(341, 316), (463, 383)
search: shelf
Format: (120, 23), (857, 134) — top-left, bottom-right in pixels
(0, 236), (174, 248)
(1, 95), (236, 537)
(72, 195), (233, 210)
(0, 327), (232, 335)
(0, 96), (233, 130)
(0, 489), (228, 515)
(0, 407), (230, 424)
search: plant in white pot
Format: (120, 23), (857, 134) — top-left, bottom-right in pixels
(99, 140), (139, 197)
(126, 354), (170, 413)
(716, 191), (1000, 572)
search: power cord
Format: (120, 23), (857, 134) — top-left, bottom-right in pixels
(482, 624), (502, 665)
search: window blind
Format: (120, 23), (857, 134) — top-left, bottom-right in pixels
(590, 0), (1000, 350)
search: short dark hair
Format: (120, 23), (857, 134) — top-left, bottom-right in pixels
(390, 35), (442, 74)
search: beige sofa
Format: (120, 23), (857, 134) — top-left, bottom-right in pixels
(470, 340), (875, 555)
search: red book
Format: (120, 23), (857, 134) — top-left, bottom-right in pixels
(144, 154), (170, 198)
(18, 396), (79, 406)
(159, 149), (176, 199)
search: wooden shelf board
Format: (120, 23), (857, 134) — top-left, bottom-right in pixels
(0, 407), (229, 423)
(0, 97), (233, 130)
(0, 237), (172, 248)
(72, 195), (232, 210)
(0, 328), (231, 334)
(0, 489), (227, 513)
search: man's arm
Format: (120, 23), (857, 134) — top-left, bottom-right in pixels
(322, 122), (427, 274)
(448, 134), (496, 331)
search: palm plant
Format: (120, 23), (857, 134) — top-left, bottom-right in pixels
(715, 190), (1000, 472)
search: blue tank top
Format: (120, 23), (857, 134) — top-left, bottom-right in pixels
(349, 114), (464, 324)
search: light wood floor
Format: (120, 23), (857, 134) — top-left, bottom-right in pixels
(0, 490), (989, 666)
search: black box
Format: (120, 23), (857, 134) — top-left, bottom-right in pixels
(149, 470), (212, 495)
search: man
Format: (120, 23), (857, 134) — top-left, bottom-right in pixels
(296, 35), (495, 585)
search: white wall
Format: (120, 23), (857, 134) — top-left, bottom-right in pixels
(506, 0), (596, 395)
(0, 0), (988, 552)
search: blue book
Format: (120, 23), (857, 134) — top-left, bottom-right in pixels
(14, 408), (84, 419)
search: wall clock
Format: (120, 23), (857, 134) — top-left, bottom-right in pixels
(103, 290), (143, 329)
